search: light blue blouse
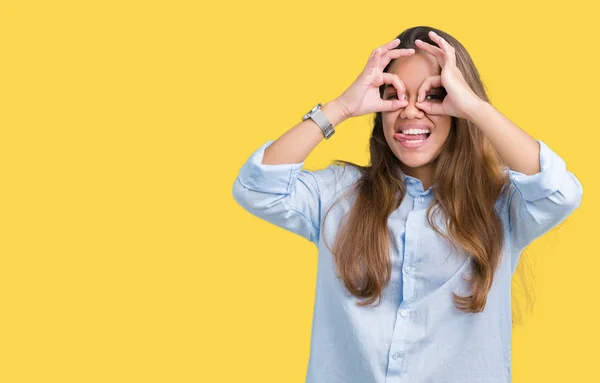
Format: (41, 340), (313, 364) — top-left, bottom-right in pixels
(232, 139), (583, 383)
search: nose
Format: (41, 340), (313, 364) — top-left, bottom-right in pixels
(400, 95), (424, 119)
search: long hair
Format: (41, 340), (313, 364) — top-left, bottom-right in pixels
(321, 26), (532, 315)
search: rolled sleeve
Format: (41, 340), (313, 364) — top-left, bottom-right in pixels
(232, 140), (336, 246)
(507, 139), (583, 271)
(237, 140), (305, 194)
(508, 140), (566, 202)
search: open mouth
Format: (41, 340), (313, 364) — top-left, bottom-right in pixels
(393, 129), (431, 143)
(395, 133), (431, 143)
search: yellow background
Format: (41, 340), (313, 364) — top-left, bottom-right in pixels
(1, 0), (597, 382)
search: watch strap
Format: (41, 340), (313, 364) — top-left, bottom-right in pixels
(303, 103), (335, 139)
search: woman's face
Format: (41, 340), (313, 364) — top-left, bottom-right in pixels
(382, 52), (452, 181)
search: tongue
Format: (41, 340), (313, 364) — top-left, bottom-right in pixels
(394, 133), (429, 141)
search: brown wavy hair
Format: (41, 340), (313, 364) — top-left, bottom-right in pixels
(322, 26), (532, 315)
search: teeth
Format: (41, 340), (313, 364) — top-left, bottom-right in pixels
(404, 139), (425, 143)
(401, 128), (430, 135)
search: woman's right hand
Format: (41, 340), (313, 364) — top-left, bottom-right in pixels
(336, 38), (415, 118)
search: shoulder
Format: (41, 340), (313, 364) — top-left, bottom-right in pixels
(314, 162), (362, 186)
(306, 162), (364, 203)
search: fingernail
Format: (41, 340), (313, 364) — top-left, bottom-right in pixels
(401, 94), (406, 101)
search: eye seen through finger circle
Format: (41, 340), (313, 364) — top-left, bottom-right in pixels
(384, 92), (445, 101)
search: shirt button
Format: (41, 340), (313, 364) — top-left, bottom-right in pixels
(399, 309), (408, 317)
(417, 196), (424, 202)
(392, 351), (402, 360)
(404, 266), (412, 273)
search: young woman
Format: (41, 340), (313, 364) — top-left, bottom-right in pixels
(232, 26), (583, 383)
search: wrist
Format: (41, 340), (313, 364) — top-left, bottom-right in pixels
(321, 99), (350, 127)
(464, 100), (492, 124)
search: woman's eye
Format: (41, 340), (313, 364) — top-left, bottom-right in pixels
(386, 93), (443, 101)
(425, 93), (444, 101)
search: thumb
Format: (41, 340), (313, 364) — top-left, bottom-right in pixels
(415, 101), (444, 115)
(380, 99), (408, 112)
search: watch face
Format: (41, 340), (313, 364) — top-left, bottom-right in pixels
(303, 103), (321, 121)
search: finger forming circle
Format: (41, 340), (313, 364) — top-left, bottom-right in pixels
(428, 31), (456, 67)
(381, 72), (406, 98)
(415, 39), (446, 67)
(376, 48), (415, 71)
(417, 75), (442, 102)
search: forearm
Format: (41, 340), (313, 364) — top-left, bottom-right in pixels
(261, 99), (349, 165)
(466, 101), (541, 175)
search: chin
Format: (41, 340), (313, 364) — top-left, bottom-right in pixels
(398, 155), (433, 169)
(389, 144), (433, 166)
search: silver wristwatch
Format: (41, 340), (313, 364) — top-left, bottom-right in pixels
(302, 103), (335, 139)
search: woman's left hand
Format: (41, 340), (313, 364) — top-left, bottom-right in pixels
(414, 31), (485, 120)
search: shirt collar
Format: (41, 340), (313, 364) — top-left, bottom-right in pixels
(401, 173), (434, 198)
